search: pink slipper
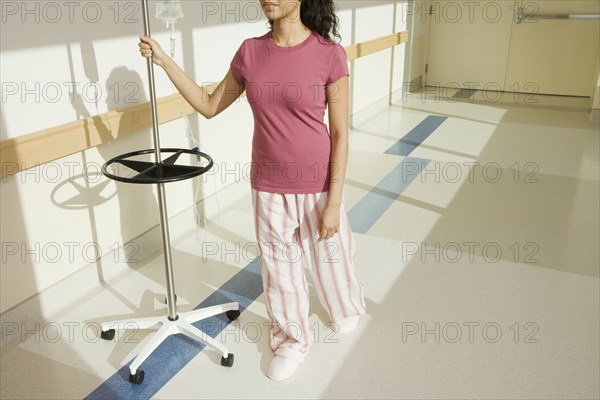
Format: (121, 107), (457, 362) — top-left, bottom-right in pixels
(333, 316), (360, 333)
(267, 347), (306, 381)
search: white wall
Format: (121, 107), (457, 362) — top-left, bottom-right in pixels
(0, 0), (408, 313)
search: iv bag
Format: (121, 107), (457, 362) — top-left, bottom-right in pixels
(156, 0), (184, 26)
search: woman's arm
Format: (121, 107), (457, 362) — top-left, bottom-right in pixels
(139, 35), (245, 119)
(318, 75), (350, 241)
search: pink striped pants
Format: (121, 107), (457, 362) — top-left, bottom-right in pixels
(252, 189), (366, 358)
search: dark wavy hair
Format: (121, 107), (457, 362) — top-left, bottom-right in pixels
(268, 0), (341, 43)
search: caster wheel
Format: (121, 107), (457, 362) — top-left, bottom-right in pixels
(164, 294), (177, 305)
(226, 309), (240, 321)
(129, 370), (145, 384)
(221, 353), (234, 367)
(100, 329), (115, 340)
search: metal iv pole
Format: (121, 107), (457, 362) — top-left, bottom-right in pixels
(98, 0), (240, 384)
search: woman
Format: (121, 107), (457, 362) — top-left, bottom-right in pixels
(139, 0), (365, 381)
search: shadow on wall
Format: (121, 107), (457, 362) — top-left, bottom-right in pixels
(50, 38), (159, 297)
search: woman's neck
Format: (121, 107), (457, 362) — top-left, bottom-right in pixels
(272, 21), (311, 47)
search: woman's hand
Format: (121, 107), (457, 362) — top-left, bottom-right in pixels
(318, 205), (341, 242)
(138, 35), (168, 67)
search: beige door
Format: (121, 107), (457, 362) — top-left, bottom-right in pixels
(425, 0), (600, 97)
(506, 0), (600, 96)
(425, 1), (515, 91)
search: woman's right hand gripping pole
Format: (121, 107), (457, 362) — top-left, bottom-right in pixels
(138, 35), (168, 67)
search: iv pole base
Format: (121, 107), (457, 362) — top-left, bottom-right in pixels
(100, 302), (240, 384)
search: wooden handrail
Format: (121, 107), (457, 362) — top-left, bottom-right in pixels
(0, 31), (408, 176)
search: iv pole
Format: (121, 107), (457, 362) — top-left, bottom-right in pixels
(144, 0), (178, 323)
(99, 0), (240, 384)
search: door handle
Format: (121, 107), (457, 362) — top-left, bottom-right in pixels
(516, 7), (600, 24)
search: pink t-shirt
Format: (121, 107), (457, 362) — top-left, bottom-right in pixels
(230, 30), (349, 194)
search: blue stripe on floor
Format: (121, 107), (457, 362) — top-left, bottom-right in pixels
(384, 115), (447, 156)
(347, 157), (429, 234)
(86, 115), (442, 399)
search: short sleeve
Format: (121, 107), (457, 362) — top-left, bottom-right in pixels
(230, 40), (246, 83)
(326, 44), (349, 85)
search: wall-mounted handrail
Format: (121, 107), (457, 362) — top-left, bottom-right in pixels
(0, 31), (408, 177)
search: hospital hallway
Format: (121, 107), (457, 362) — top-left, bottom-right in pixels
(1, 91), (598, 400)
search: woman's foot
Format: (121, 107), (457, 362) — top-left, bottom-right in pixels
(267, 347), (307, 381)
(333, 315), (360, 333)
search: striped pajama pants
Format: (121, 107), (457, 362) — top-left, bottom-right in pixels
(252, 189), (366, 358)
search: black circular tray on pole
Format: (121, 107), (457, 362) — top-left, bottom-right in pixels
(102, 148), (214, 184)
(98, 0), (240, 385)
